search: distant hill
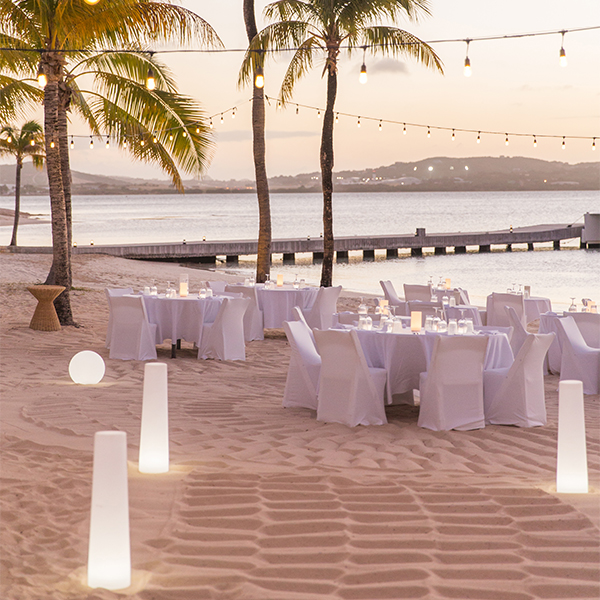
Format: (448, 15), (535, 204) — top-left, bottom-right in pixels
(1, 156), (598, 195)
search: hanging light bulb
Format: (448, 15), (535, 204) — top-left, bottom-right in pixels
(6, 135), (12, 144)
(378, 120), (382, 132)
(84, 0), (101, 4)
(182, 131), (187, 138)
(505, 134), (509, 146)
(37, 64), (47, 88)
(153, 134), (158, 144)
(232, 108), (237, 119)
(30, 139), (35, 146)
(296, 105), (299, 115)
(254, 65), (264, 89)
(220, 113), (224, 124)
(146, 64), (156, 90)
(464, 39), (472, 77)
(277, 99), (282, 110)
(70, 136), (74, 149)
(169, 133), (174, 140)
(476, 131), (481, 144)
(50, 141), (55, 148)
(559, 31), (567, 67)
(335, 113), (339, 124)
(123, 138), (128, 148)
(593, 138), (596, 151)
(105, 136), (109, 149)
(357, 117), (361, 128)
(89, 136), (94, 149)
(451, 129), (456, 141)
(195, 125), (200, 134)
(317, 110), (321, 118)
(140, 139), (145, 147)
(427, 126), (431, 138)
(533, 136), (538, 147)
(209, 119), (213, 129)
(403, 124), (407, 135)
(561, 136), (566, 150)
(359, 46), (368, 84)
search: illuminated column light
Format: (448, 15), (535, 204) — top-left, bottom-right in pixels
(463, 39), (472, 77)
(139, 363), (169, 474)
(556, 380), (588, 493)
(87, 431), (131, 590)
(559, 31), (567, 67)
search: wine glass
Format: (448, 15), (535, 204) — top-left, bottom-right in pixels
(358, 298), (368, 315)
(568, 298), (577, 312)
(293, 274), (300, 289)
(432, 309), (441, 332)
(150, 279), (158, 296)
(458, 309), (467, 335)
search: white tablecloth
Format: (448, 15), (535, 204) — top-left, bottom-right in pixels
(227, 284), (319, 328)
(141, 295), (223, 345)
(355, 328), (513, 405)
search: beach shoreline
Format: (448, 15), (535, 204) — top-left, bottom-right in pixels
(1, 252), (598, 600)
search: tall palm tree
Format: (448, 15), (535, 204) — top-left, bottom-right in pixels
(240, 0), (443, 287)
(0, 0), (222, 324)
(242, 0), (271, 284)
(0, 120), (45, 247)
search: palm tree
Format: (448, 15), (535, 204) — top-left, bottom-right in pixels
(0, 0), (222, 325)
(240, 0), (443, 287)
(242, 0), (272, 284)
(0, 120), (45, 247)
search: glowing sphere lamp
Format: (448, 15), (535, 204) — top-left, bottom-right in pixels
(87, 431), (131, 589)
(69, 351), (105, 384)
(556, 380), (588, 493)
(139, 363), (169, 474)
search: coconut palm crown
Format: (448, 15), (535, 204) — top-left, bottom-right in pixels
(0, 0), (222, 324)
(240, 0), (443, 287)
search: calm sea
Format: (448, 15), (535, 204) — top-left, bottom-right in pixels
(2, 190), (598, 311)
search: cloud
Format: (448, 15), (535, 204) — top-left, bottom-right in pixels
(369, 58), (410, 75)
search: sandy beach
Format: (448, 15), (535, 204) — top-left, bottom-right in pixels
(1, 251), (598, 600)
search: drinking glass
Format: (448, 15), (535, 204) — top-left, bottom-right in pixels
(358, 298), (368, 315)
(293, 274), (300, 289)
(465, 318), (475, 334)
(447, 318), (458, 335)
(432, 310), (441, 332)
(457, 310), (467, 335)
(568, 298), (577, 312)
(437, 313), (448, 333)
(150, 279), (158, 296)
(424, 315), (434, 332)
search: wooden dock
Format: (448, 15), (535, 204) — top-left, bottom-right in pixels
(10, 223), (587, 264)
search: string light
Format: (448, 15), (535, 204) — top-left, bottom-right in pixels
(277, 99), (282, 110)
(335, 113), (339, 123)
(105, 136), (109, 149)
(89, 136), (94, 149)
(561, 136), (566, 149)
(505, 134), (509, 146)
(209, 119), (213, 129)
(37, 64), (47, 88)
(533, 135), (538, 147)
(169, 133), (174, 140)
(30, 139), (35, 146)
(357, 116), (361, 128)
(593, 138), (596, 150)
(50, 141), (55, 148)
(427, 126), (431, 138)
(84, 0), (101, 4)
(359, 46), (368, 84)
(451, 129), (456, 141)
(317, 110), (321, 118)
(140, 139), (145, 146)
(153, 134), (158, 143)
(70, 136), (74, 149)
(476, 131), (481, 143)
(6, 135), (12, 143)
(296, 105), (299, 115)
(464, 39), (472, 77)
(403, 123), (407, 135)
(379, 120), (382, 131)
(232, 107), (237, 119)
(195, 125), (200, 133)
(559, 31), (568, 67)
(220, 113), (224, 123)
(182, 131), (187, 137)
(254, 65), (264, 88)
(146, 67), (156, 90)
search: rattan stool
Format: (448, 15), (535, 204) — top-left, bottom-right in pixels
(27, 285), (66, 331)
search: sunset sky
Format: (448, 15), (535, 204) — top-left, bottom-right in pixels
(6, 0), (600, 182)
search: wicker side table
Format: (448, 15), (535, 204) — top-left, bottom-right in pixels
(27, 285), (66, 331)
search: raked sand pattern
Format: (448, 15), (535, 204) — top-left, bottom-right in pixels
(1, 253), (598, 600)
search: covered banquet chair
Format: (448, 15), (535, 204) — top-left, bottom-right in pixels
(226, 284), (264, 341)
(105, 287), (134, 348)
(206, 280), (227, 294)
(505, 305), (529, 357)
(313, 329), (387, 427)
(483, 333), (555, 427)
(292, 306), (316, 343)
(555, 316), (600, 395)
(108, 295), (158, 361)
(486, 292), (526, 328)
(380, 280), (404, 307)
(198, 297), (250, 361)
(282, 320), (321, 410)
(404, 283), (433, 303)
(417, 335), (488, 431)
(302, 285), (342, 330)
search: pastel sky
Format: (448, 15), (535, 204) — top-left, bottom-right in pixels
(10, 0), (600, 181)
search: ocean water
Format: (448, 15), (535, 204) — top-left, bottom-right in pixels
(1, 190), (598, 310)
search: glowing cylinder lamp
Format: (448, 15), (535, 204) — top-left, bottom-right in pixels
(410, 311), (422, 332)
(445, 278), (451, 290)
(179, 273), (189, 297)
(69, 351), (105, 384)
(556, 380), (588, 493)
(87, 431), (131, 590)
(276, 274), (284, 287)
(139, 363), (169, 474)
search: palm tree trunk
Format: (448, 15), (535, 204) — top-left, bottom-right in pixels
(44, 74), (74, 325)
(319, 67), (337, 288)
(243, 0), (271, 284)
(58, 85), (73, 250)
(9, 157), (22, 247)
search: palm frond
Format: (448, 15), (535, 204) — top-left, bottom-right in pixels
(264, 0), (317, 22)
(280, 36), (322, 103)
(0, 76), (44, 121)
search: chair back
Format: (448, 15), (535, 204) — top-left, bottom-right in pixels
(556, 316), (590, 351)
(505, 305), (528, 356)
(199, 297), (250, 360)
(292, 306), (315, 343)
(313, 329), (387, 426)
(380, 281), (403, 306)
(404, 284), (432, 302)
(108, 296), (157, 361)
(567, 313), (600, 348)
(206, 281), (226, 293)
(226, 285), (264, 341)
(282, 320), (321, 409)
(487, 292), (525, 328)
(105, 288), (134, 347)
(305, 286), (342, 330)
(408, 301), (443, 325)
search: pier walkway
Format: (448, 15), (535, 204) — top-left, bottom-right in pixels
(11, 223), (587, 264)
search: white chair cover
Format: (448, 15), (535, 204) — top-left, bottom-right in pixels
(198, 297), (250, 361)
(314, 329), (387, 427)
(282, 320), (321, 410)
(380, 281), (403, 306)
(408, 301), (444, 325)
(505, 305), (529, 356)
(556, 316), (600, 395)
(418, 335), (488, 431)
(404, 284), (432, 302)
(568, 313), (600, 348)
(486, 293), (526, 328)
(105, 287), (134, 348)
(483, 333), (555, 427)
(108, 296), (158, 361)
(445, 305), (483, 327)
(226, 285), (264, 341)
(206, 281), (227, 293)
(302, 286), (342, 330)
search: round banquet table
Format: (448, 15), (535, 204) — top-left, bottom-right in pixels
(227, 284), (319, 329)
(355, 328), (513, 406)
(139, 294), (223, 346)
(525, 296), (552, 323)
